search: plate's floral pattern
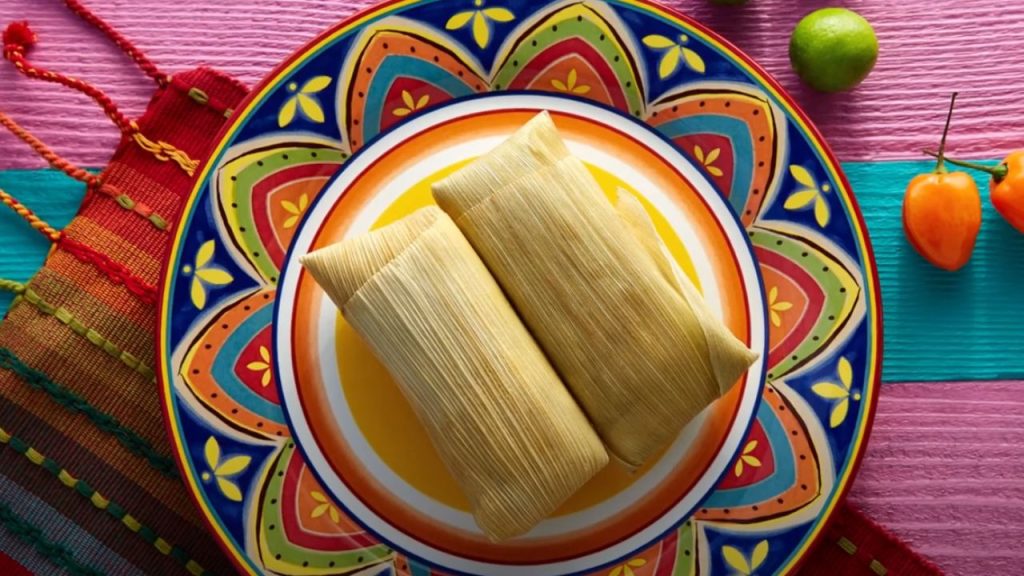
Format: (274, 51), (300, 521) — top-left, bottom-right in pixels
(162, 1), (879, 575)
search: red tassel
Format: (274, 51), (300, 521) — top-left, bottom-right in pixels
(2, 21), (134, 136)
(2, 21), (36, 52)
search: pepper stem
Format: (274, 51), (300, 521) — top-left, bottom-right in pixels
(934, 92), (958, 174)
(923, 150), (1009, 181)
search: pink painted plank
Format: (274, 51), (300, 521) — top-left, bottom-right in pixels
(2, 0), (1024, 169)
(849, 381), (1024, 576)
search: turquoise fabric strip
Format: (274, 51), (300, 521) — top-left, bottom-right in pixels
(0, 170), (85, 317)
(845, 159), (1024, 382)
(1, 162), (1020, 383)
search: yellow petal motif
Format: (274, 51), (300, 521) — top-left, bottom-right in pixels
(773, 301), (793, 312)
(722, 545), (751, 575)
(574, 84), (591, 95)
(417, 94), (430, 109)
(683, 48), (706, 74)
(204, 437), (220, 470)
(190, 277), (207, 310)
(744, 440), (758, 453)
(483, 7), (515, 22)
(282, 200), (300, 215)
(831, 398), (850, 428)
(770, 310), (782, 328)
(278, 97), (298, 128)
(769, 286), (778, 303)
(643, 34), (676, 49)
(742, 454), (762, 467)
(694, 145), (706, 163)
(790, 165), (817, 188)
(310, 491), (328, 503)
(839, 357), (853, 388)
(283, 215), (299, 229)
(472, 11), (489, 48)
(659, 47), (681, 79)
(567, 68), (578, 88)
(628, 559), (646, 568)
(217, 455), (252, 476)
(393, 107), (412, 118)
(260, 346), (270, 363)
(815, 196), (831, 227)
(707, 166), (724, 177)
(196, 268), (233, 286)
(784, 190), (818, 210)
(217, 478), (243, 502)
(813, 382), (850, 400)
(261, 369), (271, 387)
(706, 148), (721, 164)
(402, 90), (416, 109)
(301, 76), (332, 94)
(751, 540), (769, 570)
(311, 503), (330, 519)
(246, 361), (269, 372)
(297, 94), (325, 123)
(446, 11), (474, 30)
(551, 79), (568, 91)
(196, 240), (216, 268)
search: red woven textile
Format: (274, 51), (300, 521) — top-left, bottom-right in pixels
(798, 502), (945, 575)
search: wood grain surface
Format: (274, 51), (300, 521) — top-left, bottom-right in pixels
(2, 1), (1024, 167)
(1, 1), (1022, 574)
(850, 381), (1024, 575)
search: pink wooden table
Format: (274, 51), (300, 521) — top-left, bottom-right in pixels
(2, 1), (1023, 574)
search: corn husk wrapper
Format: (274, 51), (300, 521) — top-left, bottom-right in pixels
(432, 113), (758, 468)
(615, 190), (758, 391)
(300, 207), (608, 542)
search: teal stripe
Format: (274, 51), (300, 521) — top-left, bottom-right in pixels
(0, 169), (85, 317)
(845, 159), (1024, 382)
(3, 162), (1020, 383)
(0, 470), (140, 575)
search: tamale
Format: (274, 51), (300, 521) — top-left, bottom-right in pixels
(615, 190), (759, 395)
(301, 207), (608, 541)
(432, 114), (757, 468)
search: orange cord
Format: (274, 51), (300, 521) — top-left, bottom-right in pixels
(0, 111), (169, 230)
(0, 188), (61, 242)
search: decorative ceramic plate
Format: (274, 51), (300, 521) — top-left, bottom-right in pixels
(158, 2), (881, 575)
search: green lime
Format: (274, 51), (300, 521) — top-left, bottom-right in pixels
(790, 8), (878, 92)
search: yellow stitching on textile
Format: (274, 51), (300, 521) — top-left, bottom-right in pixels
(25, 448), (44, 465)
(154, 538), (172, 555)
(89, 493), (109, 510)
(0, 425), (208, 574)
(18, 286), (155, 381)
(122, 514), (142, 532)
(111, 193), (169, 230)
(837, 537), (857, 555)
(187, 87), (209, 105)
(130, 121), (198, 177)
(870, 560), (888, 575)
(57, 470), (77, 488)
